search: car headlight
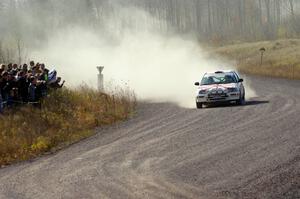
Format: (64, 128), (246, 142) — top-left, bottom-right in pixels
(199, 89), (207, 95)
(227, 87), (238, 92)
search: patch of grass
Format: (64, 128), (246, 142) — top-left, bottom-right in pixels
(0, 86), (136, 166)
(211, 39), (300, 79)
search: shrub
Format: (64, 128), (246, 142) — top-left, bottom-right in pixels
(0, 86), (136, 166)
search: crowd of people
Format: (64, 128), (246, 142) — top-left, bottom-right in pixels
(0, 61), (65, 112)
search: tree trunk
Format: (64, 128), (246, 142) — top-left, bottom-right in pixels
(207, 0), (212, 35)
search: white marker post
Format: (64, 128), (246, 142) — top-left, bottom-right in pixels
(97, 66), (104, 92)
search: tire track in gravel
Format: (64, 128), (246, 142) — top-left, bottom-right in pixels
(0, 76), (299, 199)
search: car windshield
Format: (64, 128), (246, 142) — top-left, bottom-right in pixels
(201, 73), (237, 85)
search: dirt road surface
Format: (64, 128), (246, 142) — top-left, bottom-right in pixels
(0, 76), (299, 199)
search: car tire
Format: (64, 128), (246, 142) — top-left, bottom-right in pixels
(196, 102), (203, 109)
(236, 93), (245, 105)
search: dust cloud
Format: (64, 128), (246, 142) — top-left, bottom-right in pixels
(31, 7), (255, 108)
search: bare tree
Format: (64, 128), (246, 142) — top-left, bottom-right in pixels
(0, 0), (299, 47)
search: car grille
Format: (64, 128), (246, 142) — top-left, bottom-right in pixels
(207, 93), (228, 101)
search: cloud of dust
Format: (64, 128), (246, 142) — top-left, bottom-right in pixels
(31, 6), (256, 108)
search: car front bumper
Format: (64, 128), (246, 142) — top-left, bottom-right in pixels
(196, 92), (240, 103)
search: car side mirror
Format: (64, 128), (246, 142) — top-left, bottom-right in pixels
(195, 82), (200, 86)
(238, 79), (244, 83)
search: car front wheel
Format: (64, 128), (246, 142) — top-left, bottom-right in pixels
(196, 102), (203, 109)
(236, 93), (245, 105)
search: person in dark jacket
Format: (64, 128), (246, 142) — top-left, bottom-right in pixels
(28, 76), (37, 102)
(17, 71), (29, 103)
(0, 71), (9, 103)
(5, 73), (16, 106)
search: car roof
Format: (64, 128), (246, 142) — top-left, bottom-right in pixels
(205, 70), (236, 75)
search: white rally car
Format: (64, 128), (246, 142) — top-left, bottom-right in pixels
(194, 71), (245, 108)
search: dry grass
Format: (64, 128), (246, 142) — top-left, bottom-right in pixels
(211, 39), (300, 79)
(0, 86), (136, 166)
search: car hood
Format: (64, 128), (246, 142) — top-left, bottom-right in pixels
(198, 83), (237, 91)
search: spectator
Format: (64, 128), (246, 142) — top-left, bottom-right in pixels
(0, 60), (64, 110)
(5, 72), (15, 106)
(0, 71), (9, 103)
(17, 71), (29, 102)
(22, 64), (28, 73)
(1, 64), (6, 72)
(40, 64), (49, 82)
(35, 79), (46, 101)
(13, 64), (18, 70)
(49, 77), (65, 89)
(0, 74), (3, 112)
(7, 63), (13, 72)
(0, 92), (2, 113)
(29, 61), (35, 70)
(48, 70), (57, 84)
(28, 76), (37, 102)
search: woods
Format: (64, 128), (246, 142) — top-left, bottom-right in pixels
(0, 0), (299, 48)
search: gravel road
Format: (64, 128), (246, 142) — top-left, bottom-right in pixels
(0, 76), (299, 199)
